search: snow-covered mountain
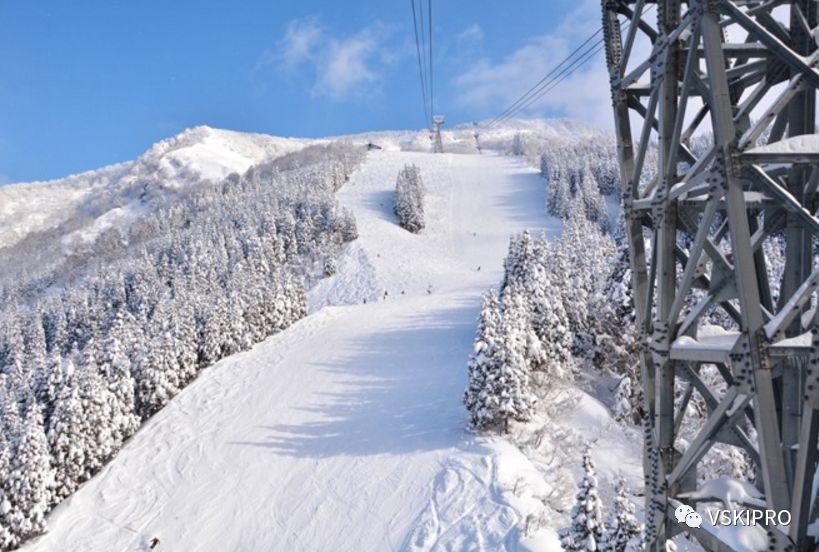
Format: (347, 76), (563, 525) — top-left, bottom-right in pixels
(0, 119), (608, 282)
(0, 127), (310, 253)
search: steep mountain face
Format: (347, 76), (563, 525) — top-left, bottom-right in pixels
(0, 127), (310, 281)
(0, 127), (309, 248)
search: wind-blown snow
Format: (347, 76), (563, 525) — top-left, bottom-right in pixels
(23, 150), (566, 551)
(146, 126), (309, 186)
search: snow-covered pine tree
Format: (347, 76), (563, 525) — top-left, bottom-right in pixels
(502, 280), (545, 380)
(135, 301), (179, 419)
(545, 224), (588, 348)
(0, 317), (33, 413)
(394, 164), (425, 233)
(547, 174), (571, 219)
(98, 309), (140, 445)
(230, 286), (254, 354)
(39, 351), (65, 427)
(560, 449), (606, 551)
(284, 274), (308, 322)
(5, 403), (51, 547)
(593, 156), (621, 197)
(41, 304), (67, 357)
(464, 289), (537, 431)
(502, 230), (536, 291)
(464, 291), (504, 430)
(76, 342), (118, 472)
(47, 357), (87, 501)
(241, 278), (266, 345)
(171, 299), (198, 386)
(601, 479), (644, 552)
(0, 379), (22, 549)
(22, 313), (48, 406)
(556, 177), (573, 219)
(511, 132), (524, 156)
(579, 165), (609, 232)
(552, 202), (616, 357)
(195, 300), (222, 368)
(590, 238), (635, 367)
(0, 416), (13, 549)
(494, 284), (538, 431)
(587, 223), (642, 422)
(540, 153), (552, 182)
(611, 376), (636, 424)
(525, 255), (573, 380)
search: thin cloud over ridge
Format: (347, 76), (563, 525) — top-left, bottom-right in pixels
(265, 17), (396, 101)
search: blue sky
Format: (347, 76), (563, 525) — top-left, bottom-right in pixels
(0, 0), (608, 182)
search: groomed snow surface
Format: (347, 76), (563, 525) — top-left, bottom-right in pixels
(22, 150), (638, 551)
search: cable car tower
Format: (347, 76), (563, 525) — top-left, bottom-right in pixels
(431, 115), (445, 153)
(602, 0), (819, 550)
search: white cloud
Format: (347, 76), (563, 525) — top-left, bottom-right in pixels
(457, 24), (484, 45)
(279, 18), (323, 70)
(314, 27), (384, 98)
(269, 18), (393, 101)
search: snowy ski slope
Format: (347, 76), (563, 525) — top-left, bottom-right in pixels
(22, 150), (571, 551)
(15, 139), (649, 552)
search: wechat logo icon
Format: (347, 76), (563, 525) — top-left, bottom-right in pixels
(674, 504), (703, 528)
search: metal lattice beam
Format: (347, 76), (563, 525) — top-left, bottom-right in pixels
(602, 0), (819, 550)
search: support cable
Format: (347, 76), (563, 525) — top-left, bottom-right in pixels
(410, 0), (431, 125)
(429, 0), (434, 119)
(486, 7), (653, 130)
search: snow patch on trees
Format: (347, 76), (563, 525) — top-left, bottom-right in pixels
(560, 449), (606, 551)
(394, 164), (426, 233)
(463, 291), (538, 431)
(601, 479), (644, 551)
(464, 210), (616, 433)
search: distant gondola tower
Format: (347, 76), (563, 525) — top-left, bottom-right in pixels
(431, 115), (444, 153)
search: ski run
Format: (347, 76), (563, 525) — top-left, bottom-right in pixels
(16, 148), (644, 551)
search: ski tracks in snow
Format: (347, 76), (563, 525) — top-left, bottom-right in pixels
(404, 454), (520, 552)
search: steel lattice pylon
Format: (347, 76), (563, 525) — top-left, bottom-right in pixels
(602, 0), (819, 550)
